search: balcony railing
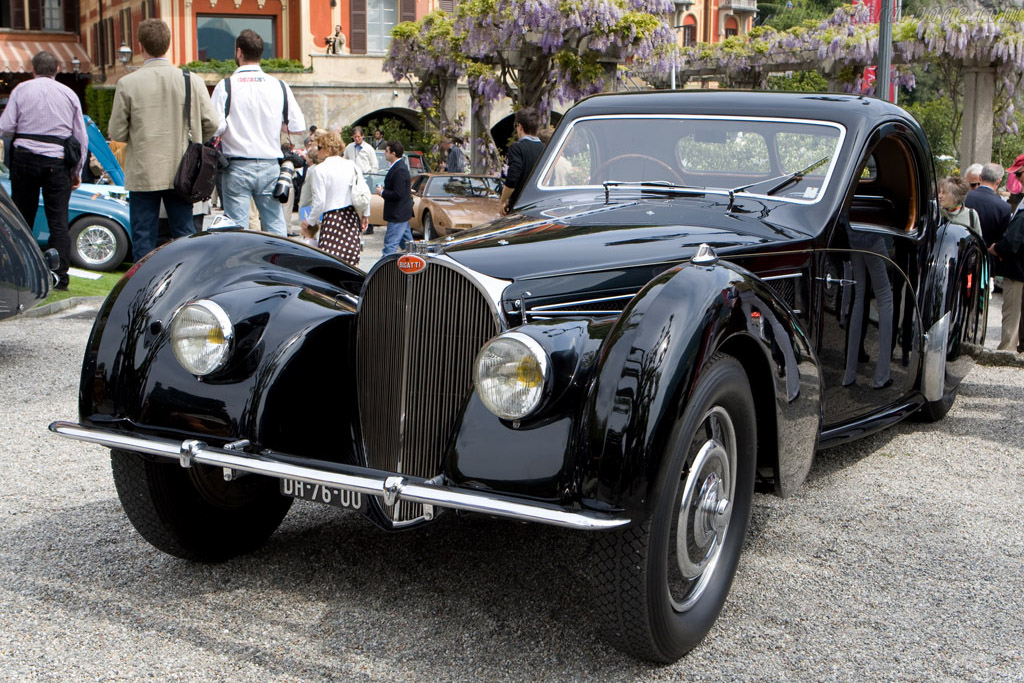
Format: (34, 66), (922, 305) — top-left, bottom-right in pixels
(719, 0), (757, 13)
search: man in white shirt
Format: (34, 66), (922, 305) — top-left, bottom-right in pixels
(343, 126), (378, 173)
(211, 29), (306, 236)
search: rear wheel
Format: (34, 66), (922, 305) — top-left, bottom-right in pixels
(70, 216), (129, 271)
(594, 355), (756, 663)
(110, 449), (292, 562)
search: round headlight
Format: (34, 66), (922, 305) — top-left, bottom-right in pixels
(170, 299), (233, 376)
(474, 332), (550, 420)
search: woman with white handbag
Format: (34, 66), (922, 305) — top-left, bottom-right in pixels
(301, 131), (371, 266)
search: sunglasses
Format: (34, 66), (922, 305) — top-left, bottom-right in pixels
(969, 182), (979, 188)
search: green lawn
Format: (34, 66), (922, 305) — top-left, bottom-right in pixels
(38, 267), (128, 307)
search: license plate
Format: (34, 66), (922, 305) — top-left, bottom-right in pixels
(280, 477), (365, 511)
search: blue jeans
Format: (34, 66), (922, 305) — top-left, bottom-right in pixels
(383, 220), (413, 256)
(221, 159), (286, 236)
(129, 190), (194, 262)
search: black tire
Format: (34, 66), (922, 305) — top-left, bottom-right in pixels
(70, 216), (129, 271)
(110, 449), (292, 562)
(423, 211), (435, 240)
(594, 355), (756, 663)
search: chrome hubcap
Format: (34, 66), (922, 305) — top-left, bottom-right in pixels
(77, 225), (116, 266)
(669, 405), (736, 612)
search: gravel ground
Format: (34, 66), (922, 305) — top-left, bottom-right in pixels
(1, 288), (1022, 681)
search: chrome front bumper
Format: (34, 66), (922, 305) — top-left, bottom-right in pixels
(49, 421), (628, 531)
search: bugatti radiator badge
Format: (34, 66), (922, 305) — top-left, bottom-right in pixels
(397, 254), (427, 274)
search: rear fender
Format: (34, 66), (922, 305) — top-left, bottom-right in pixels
(579, 260), (820, 521)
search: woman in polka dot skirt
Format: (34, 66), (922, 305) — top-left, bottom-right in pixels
(301, 131), (369, 266)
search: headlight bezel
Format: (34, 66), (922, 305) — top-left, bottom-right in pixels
(169, 299), (235, 377)
(473, 331), (552, 421)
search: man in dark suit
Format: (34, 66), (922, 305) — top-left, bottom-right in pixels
(965, 162), (1010, 247)
(376, 140), (414, 256)
(500, 107), (545, 214)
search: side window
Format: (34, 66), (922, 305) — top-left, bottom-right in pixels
(542, 127), (594, 186)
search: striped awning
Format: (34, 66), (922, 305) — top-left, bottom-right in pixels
(0, 39), (92, 74)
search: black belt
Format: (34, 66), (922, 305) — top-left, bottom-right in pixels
(227, 157), (277, 162)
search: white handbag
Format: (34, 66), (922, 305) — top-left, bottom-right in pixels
(350, 164), (371, 215)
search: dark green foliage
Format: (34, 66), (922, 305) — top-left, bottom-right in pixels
(759, 0), (847, 30)
(85, 85), (115, 137)
(767, 70), (829, 92)
(341, 118), (437, 167)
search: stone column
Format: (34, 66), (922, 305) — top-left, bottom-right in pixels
(960, 64), (995, 166)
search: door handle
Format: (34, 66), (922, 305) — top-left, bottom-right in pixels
(816, 274), (857, 287)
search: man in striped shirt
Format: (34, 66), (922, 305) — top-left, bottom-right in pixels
(0, 51), (87, 290)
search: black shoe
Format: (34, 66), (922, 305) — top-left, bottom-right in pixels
(365, 227), (374, 235)
(54, 283), (68, 291)
(873, 378), (893, 390)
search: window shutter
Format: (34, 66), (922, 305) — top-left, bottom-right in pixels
(402, 0), (417, 22)
(64, 0), (79, 33)
(12, 0), (24, 29)
(29, 1), (42, 30)
(105, 17), (114, 66)
(91, 23), (99, 63)
(350, 0), (367, 54)
(439, 0), (454, 13)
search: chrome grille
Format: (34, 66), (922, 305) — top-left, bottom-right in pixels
(356, 258), (501, 524)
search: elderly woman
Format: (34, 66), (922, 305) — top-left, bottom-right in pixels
(938, 175), (981, 238)
(301, 131), (369, 266)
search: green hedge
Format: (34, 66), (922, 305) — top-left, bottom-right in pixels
(85, 85), (115, 137)
(182, 58), (308, 76)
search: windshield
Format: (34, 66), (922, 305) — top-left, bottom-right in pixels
(538, 115), (845, 203)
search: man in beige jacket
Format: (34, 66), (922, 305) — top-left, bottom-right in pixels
(108, 19), (219, 261)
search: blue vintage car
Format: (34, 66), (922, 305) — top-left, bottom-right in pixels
(0, 164), (132, 272)
(0, 116), (132, 272)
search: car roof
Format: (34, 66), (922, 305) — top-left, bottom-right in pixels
(566, 90), (915, 137)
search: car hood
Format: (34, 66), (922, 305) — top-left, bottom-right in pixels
(428, 197), (500, 224)
(440, 197), (809, 280)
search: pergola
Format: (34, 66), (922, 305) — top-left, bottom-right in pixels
(667, 51), (997, 166)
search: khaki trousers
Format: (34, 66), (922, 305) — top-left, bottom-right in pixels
(998, 278), (1024, 352)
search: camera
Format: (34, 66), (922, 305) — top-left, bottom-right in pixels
(273, 159), (296, 203)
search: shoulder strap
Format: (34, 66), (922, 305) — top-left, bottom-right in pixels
(182, 69), (193, 142)
(280, 79), (288, 125)
(224, 76), (232, 119)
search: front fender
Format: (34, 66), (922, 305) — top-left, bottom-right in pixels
(79, 230), (365, 463)
(579, 259), (820, 521)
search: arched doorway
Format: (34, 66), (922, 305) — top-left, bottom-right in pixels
(352, 107), (421, 132)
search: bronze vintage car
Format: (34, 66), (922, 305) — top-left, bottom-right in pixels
(368, 172), (501, 238)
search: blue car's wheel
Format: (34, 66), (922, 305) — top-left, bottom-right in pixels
(70, 216), (129, 271)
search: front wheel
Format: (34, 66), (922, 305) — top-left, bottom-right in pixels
(422, 211), (435, 240)
(110, 449), (292, 562)
(594, 354), (756, 663)
(70, 216), (129, 271)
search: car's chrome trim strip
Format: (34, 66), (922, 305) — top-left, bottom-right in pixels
(49, 421), (628, 531)
(529, 293), (635, 310)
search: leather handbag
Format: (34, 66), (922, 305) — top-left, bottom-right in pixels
(350, 163), (371, 214)
(173, 70), (224, 203)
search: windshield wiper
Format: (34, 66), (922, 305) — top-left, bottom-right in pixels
(728, 156), (831, 199)
(603, 180), (706, 203)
